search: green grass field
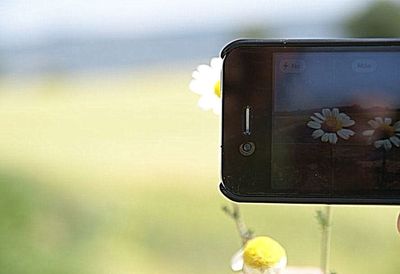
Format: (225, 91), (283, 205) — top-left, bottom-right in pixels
(0, 69), (399, 274)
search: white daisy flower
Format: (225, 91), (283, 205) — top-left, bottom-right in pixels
(362, 117), (400, 151)
(231, 236), (287, 274)
(307, 108), (355, 144)
(189, 57), (222, 115)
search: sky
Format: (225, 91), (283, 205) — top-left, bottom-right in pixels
(0, 0), (373, 44)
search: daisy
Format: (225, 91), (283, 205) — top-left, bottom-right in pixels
(231, 236), (287, 274)
(189, 57), (222, 115)
(362, 117), (400, 151)
(307, 108), (355, 144)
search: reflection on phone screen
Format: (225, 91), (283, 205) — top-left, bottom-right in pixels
(272, 51), (400, 195)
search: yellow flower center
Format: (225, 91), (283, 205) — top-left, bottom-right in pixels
(322, 117), (342, 132)
(376, 124), (395, 139)
(214, 80), (221, 98)
(243, 236), (286, 269)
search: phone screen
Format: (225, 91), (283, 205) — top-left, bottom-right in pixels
(272, 51), (400, 195)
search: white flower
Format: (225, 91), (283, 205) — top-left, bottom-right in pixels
(231, 236), (287, 274)
(189, 57), (222, 115)
(307, 108), (355, 144)
(362, 117), (400, 151)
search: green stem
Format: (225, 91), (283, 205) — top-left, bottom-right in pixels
(321, 206), (333, 274)
(222, 203), (253, 245)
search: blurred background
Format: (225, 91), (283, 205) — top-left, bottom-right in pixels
(0, 0), (400, 273)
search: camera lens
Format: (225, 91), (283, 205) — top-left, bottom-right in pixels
(239, 142), (255, 156)
(243, 143), (252, 152)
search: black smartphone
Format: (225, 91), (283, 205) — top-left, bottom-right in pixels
(220, 39), (400, 204)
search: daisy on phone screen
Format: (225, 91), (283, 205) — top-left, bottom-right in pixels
(307, 108), (355, 144)
(362, 117), (400, 151)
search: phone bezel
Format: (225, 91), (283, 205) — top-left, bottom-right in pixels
(220, 39), (400, 204)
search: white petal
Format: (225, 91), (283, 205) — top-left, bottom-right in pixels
(384, 139), (392, 151)
(394, 121), (400, 131)
(192, 70), (200, 79)
(314, 112), (325, 121)
(384, 117), (392, 125)
(210, 57), (223, 69)
(268, 256), (288, 274)
(189, 80), (212, 95)
(374, 140), (384, 148)
(338, 129), (354, 140)
(342, 119), (355, 127)
(322, 108), (331, 117)
(328, 133), (338, 144)
(231, 249), (244, 272)
(375, 117), (384, 124)
(310, 116), (323, 123)
(212, 103), (222, 115)
(243, 265), (260, 274)
(312, 129), (324, 139)
(368, 120), (379, 129)
(362, 130), (374, 137)
(339, 113), (350, 120)
(332, 108), (339, 117)
(277, 256), (288, 269)
(390, 136), (400, 147)
(337, 130), (348, 139)
(196, 64), (213, 76)
(192, 62), (221, 88)
(347, 129), (355, 136)
(307, 121), (321, 129)
(321, 133), (329, 142)
(198, 95), (216, 110)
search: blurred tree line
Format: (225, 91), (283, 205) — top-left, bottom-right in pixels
(233, 0), (400, 39)
(346, 0), (400, 37)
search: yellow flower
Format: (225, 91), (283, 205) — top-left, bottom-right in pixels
(189, 57), (222, 115)
(231, 236), (287, 274)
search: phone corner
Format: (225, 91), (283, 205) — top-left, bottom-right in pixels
(219, 182), (245, 203)
(220, 38), (266, 58)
